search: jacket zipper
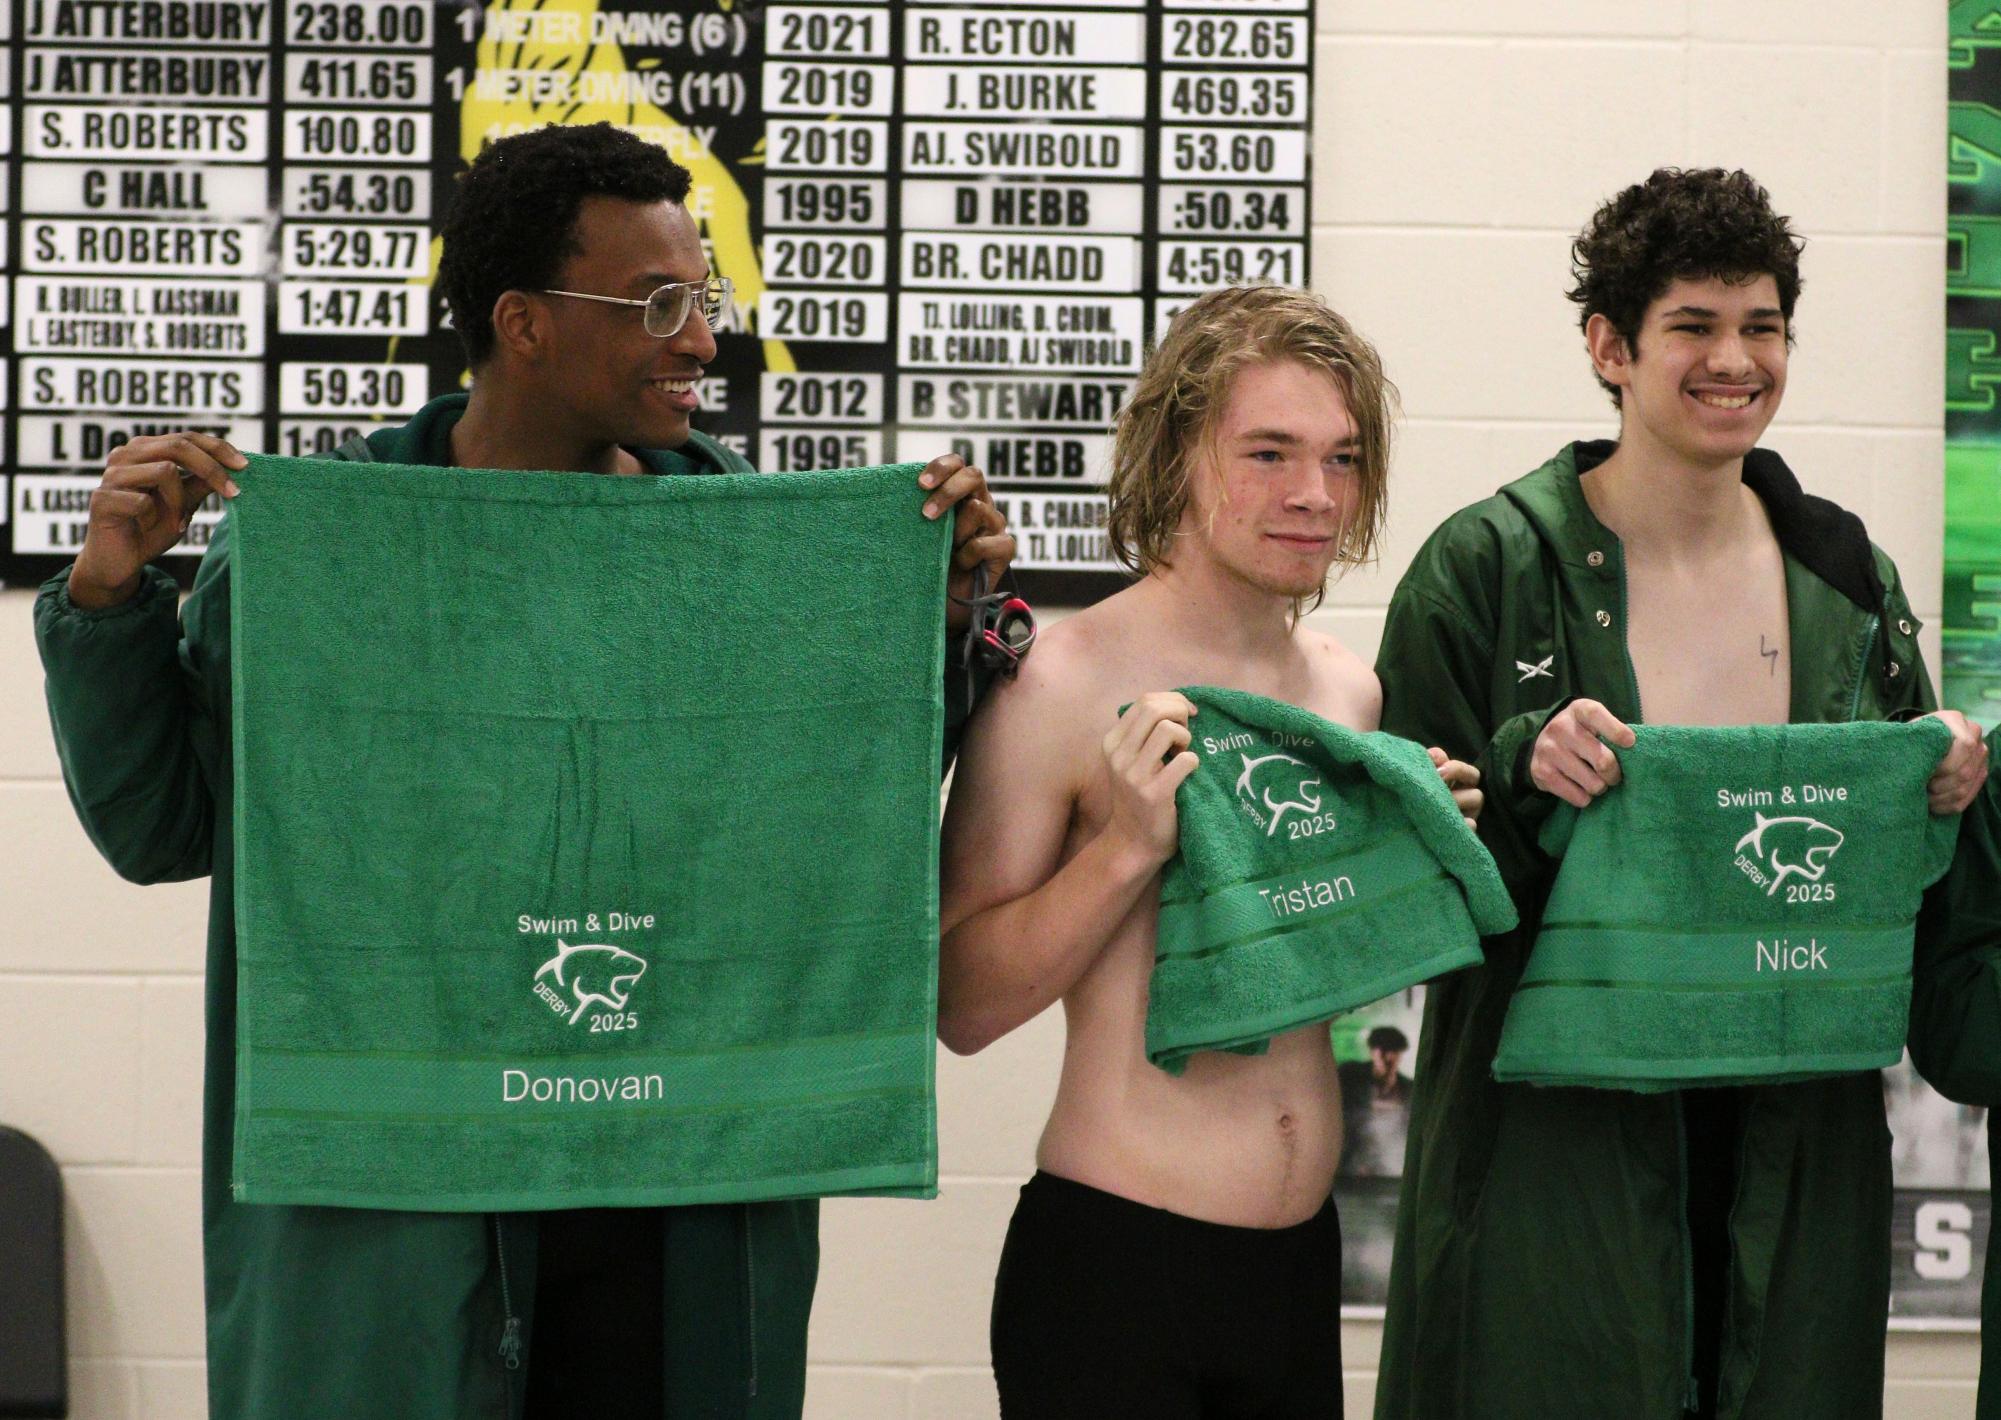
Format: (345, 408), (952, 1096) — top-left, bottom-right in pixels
(1718, 1104), (1753, 1417)
(1673, 1105), (1699, 1413)
(1846, 616), (1880, 723)
(493, 1215), (523, 1372)
(742, 1204), (760, 1401)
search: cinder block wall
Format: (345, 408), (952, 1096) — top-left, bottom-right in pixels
(0, 3), (1972, 1416)
(814, 3), (1973, 1417)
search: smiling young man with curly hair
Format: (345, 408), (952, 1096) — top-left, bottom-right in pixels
(1372, 168), (1986, 1420)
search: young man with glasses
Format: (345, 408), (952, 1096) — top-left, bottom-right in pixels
(35, 121), (1014, 1420)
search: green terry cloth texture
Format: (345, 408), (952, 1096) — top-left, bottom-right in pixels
(228, 453), (951, 1211)
(1148, 687), (1516, 1073)
(1494, 718), (1962, 1091)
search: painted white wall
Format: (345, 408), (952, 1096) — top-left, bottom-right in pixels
(0, 2), (1971, 1416)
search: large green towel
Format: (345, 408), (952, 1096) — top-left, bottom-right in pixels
(1494, 719), (1962, 1090)
(228, 454), (950, 1210)
(1147, 688), (1515, 1073)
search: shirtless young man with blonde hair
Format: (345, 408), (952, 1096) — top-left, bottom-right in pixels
(938, 285), (1481, 1419)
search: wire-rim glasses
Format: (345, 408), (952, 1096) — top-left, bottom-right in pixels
(538, 276), (733, 337)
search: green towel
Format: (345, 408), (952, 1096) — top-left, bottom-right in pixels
(1147, 687), (1515, 1073)
(228, 454), (951, 1210)
(1494, 719), (1962, 1090)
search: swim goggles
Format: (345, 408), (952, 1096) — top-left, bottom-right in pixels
(959, 562), (1036, 684)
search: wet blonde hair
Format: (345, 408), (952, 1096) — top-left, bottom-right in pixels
(1107, 285), (1395, 590)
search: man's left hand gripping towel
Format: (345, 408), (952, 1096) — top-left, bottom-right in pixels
(228, 455), (950, 1210)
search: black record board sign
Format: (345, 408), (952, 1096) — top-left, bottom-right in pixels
(1, 0), (1312, 605)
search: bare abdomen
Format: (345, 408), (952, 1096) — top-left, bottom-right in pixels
(1035, 916), (1343, 1229)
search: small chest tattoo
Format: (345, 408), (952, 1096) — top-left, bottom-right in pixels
(1759, 634), (1780, 677)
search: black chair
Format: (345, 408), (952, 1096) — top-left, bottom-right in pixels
(0, 1126), (65, 1418)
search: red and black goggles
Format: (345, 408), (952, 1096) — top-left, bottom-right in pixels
(960, 563), (1035, 679)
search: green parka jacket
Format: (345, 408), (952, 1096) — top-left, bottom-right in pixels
(34, 394), (987, 1420)
(1374, 441), (1932, 1420)
(1906, 746), (2001, 1418)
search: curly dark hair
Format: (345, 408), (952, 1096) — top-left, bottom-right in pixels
(438, 122), (692, 366)
(1567, 168), (1803, 405)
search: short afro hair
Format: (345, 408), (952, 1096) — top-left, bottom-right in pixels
(1568, 168), (1803, 406)
(438, 122), (692, 366)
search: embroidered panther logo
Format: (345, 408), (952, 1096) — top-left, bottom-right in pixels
(1234, 752), (1324, 838)
(1733, 813), (1845, 897)
(534, 939), (648, 1024)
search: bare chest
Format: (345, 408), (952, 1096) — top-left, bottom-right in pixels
(1623, 545), (1790, 727)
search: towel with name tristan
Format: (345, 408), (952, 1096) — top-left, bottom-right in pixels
(1145, 687), (1516, 1074)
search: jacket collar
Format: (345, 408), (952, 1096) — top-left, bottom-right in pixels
(1502, 440), (1897, 700)
(381, 392), (747, 475)
(1503, 439), (1886, 620)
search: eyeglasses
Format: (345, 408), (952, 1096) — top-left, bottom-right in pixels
(538, 276), (733, 338)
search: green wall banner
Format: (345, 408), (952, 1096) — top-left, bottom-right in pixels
(1949, 2), (2001, 724)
